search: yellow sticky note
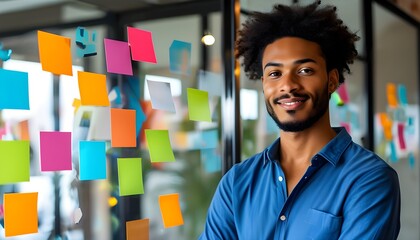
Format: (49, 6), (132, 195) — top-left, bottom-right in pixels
(158, 193), (184, 228)
(38, 30), (73, 76)
(386, 83), (398, 108)
(111, 108), (136, 147)
(126, 218), (149, 240)
(4, 192), (38, 237)
(78, 71), (110, 106)
(72, 98), (81, 113)
(187, 88), (211, 122)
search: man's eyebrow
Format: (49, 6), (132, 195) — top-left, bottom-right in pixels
(263, 58), (317, 70)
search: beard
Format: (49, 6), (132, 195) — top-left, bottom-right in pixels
(265, 84), (330, 132)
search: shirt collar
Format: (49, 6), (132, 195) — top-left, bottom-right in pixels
(263, 127), (352, 166)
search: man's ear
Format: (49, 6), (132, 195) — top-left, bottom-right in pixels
(328, 69), (339, 93)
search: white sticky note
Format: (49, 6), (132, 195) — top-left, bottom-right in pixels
(147, 80), (176, 112)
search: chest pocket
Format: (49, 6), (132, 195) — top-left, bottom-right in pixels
(303, 209), (343, 240)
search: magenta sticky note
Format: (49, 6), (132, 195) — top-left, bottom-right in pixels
(127, 27), (157, 64)
(104, 38), (133, 75)
(40, 131), (72, 171)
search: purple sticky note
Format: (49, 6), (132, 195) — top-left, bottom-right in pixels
(40, 131), (72, 171)
(104, 38), (133, 75)
(127, 27), (157, 63)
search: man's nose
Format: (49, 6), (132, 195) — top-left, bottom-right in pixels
(279, 73), (299, 93)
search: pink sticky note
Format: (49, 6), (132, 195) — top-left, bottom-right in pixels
(104, 38), (133, 75)
(340, 122), (351, 134)
(337, 83), (349, 104)
(40, 131), (72, 171)
(127, 27), (157, 63)
(397, 123), (406, 150)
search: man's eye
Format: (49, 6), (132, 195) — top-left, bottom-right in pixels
(268, 71), (281, 77)
(299, 68), (313, 75)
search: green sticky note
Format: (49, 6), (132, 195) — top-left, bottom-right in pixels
(187, 88), (211, 122)
(145, 129), (175, 163)
(0, 141), (30, 185)
(117, 158), (144, 196)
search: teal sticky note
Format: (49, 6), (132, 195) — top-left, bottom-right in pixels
(201, 148), (221, 173)
(398, 84), (408, 106)
(117, 158), (144, 196)
(0, 141), (30, 185)
(79, 141), (106, 180)
(187, 88), (211, 122)
(408, 152), (415, 169)
(169, 40), (192, 75)
(145, 129), (175, 163)
(389, 141), (398, 163)
(0, 68), (29, 110)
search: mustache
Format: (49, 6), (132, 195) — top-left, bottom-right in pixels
(274, 92), (309, 102)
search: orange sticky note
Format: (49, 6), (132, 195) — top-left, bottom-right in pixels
(4, 192), (38, 237)
(158, 193), (184, 228)
(126, 218), (149, 240)
(110, 108), (136, 147)
(19, 120), (30, 141)
(38, 30), (73, 76)
(78, 71), (110, 106)
(386, 83), (398, 108)
(379, 113), (393, 141)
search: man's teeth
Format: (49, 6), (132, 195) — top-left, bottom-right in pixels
(282, 101), (301, 105)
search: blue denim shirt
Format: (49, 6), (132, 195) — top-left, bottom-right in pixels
(199, 127), (400, 239)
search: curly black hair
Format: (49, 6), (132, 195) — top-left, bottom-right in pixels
(236, 1), (360, 83)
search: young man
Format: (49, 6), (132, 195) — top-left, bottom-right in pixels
(199, 1), (400, 239)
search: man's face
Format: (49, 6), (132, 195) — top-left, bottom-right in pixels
(261, 37), (337, 132)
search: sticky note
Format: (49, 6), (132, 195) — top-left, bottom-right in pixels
(398, 84), (408, 106)
(145, 129), (175, 163)
(169, 40), (191, 75)
(187, 88), (211, 122)
(73, 208), (83, 224)
(124, 81), (146, 136)
(389, 141), (398, 163)
(409, 152), (415, 169)
(336, 82), (349, 104)
(386, 83), (398, 108)
(4, 192), (38, 237)
(75, 26), (97, 58)
(40, 131), (72, 171)
(110, 108), (137, 147)
(109, 86), (122, 105)
(0, 141), (30, 185)
(331, 92), (344, 106)
(127, 27), (157, 63)
(87, 107), (111, 141)
(158, 193), (184, 228)
(397, 123), (406, 150)
(78, 71), (110, 106)
(79, 141), (106, 180)
(147, 80), (176, 112)
(104, 38), (133, 75)
(0, 68), (29, 110)
(38, 30), (72, 76)
(126, 218), (149, 240)
(379, 113), (393, 141)
(340, 122), (351, 134)
(201, 148), (221, 173)
(19, 120), (30, 140)
(73, 98), (81, 113)
(117, 158), (144, 196)
(0, 42), (12, 61)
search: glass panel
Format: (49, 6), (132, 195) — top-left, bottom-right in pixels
(373, 3), (419, 239)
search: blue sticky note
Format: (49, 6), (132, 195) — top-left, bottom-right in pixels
(389, 141), (398, 163)
(124, 81), (146, 136)
(408, 152), (416, 169)
(201, 148), (221, 173)
(0, 43), (12, 61)
(75, 27), (97, 58)
(79, 141), (106, 180)
(169, 40), (192, 75)
(398, 84), (408, 106)
(0, 68), (29, 110)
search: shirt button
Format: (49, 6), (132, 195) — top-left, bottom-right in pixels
(278, 176), (283, 182)
(280, 215), (286, 221)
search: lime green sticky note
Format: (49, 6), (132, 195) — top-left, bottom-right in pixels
(145, 130), (175, 163)
(0, 141), (30, 185)
(117, 158), (144, 196)
(187, 88), (211, 122)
